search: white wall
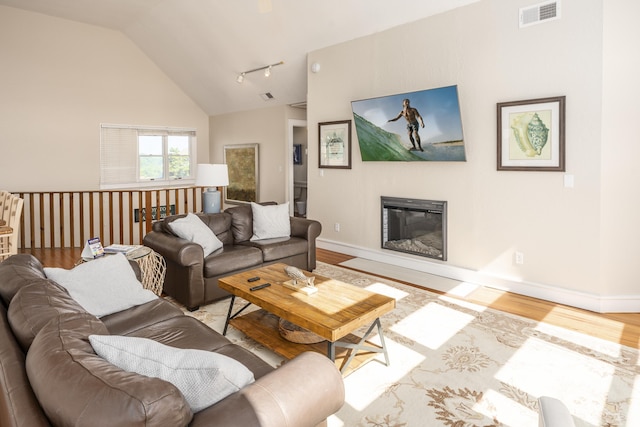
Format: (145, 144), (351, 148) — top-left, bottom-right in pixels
(600, 0), (640, 298)
(307, 0), (639, 312)
(209, 105), (305, 205)
(0, 6), (209, 192)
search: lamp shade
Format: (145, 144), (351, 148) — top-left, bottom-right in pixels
(195, 164), (229, 187)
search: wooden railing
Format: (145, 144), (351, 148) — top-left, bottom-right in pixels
(12, 187), (206, 249)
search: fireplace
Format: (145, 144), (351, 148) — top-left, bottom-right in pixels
(381, 196), (447, 261)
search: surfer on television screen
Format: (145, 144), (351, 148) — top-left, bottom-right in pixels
(388, 98), (425, 151)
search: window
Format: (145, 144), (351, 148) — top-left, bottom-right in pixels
(101, 124), (196, 189)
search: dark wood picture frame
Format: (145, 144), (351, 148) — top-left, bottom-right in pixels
(497, 96), (565, 171)
(318, 120), (352, 169)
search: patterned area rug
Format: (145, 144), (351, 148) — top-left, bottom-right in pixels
(181, 263), (639, 427)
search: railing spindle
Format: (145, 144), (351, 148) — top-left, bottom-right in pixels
(10, 188), (203, 249)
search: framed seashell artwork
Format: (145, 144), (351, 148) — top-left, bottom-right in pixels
(497, 96), (565, 171)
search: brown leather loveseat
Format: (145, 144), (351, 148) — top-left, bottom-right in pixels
(0, 254), (344, 427)
(143, 203), (322, 311)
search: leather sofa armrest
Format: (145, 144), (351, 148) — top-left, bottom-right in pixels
(290, 217), (321, 240)
(290, 217), (322, 271)
(143, 230), (204, 267)
(190, 352), (344, 427)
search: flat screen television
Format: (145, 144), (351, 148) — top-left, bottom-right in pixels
(351, 85), (466, 162)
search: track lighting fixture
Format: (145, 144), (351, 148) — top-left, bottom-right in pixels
(236, 61), (283, 83)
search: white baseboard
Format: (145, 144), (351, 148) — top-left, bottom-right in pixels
(318, 238), (640, 313)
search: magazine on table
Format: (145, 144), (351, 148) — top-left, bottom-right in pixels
(103, 244), (141, 255)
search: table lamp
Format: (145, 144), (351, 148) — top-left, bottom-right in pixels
(195, 164), (229, 213)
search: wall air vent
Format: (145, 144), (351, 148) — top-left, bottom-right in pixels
(519, 1), (560, 28)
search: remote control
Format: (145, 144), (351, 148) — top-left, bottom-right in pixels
(250, 283), (271, 291)
(247, 277), (260, 282)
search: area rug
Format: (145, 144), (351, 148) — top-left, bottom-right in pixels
(180, 263), (639, 427)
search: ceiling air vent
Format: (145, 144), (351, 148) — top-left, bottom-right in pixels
(260, 92), (275, 101)
(519, 1), (560, 28)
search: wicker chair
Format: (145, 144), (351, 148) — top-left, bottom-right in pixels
(0, 191), (9, 223)
(0, 192), (24, 261)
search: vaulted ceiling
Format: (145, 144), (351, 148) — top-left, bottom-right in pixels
(0, 0), (479, 116)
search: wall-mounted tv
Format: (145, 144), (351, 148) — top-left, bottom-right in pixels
(351, 85), (466, 162)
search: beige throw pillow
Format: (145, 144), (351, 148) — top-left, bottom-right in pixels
(250, 202), (291, 241)
(89, 334), (255, 412)
(44, 253), (157, 317)
(169, 212), (223, 256)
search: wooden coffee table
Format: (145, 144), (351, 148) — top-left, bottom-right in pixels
(219, 263), (396, 375)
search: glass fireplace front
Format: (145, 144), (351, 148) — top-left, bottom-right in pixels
(381, 196), (447, 261)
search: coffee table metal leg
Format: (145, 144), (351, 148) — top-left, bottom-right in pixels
(328, 341), (336, 361)
(329, 318), (390, 374)
(222, 295), (252, 336)
(376, 318), (391, 366)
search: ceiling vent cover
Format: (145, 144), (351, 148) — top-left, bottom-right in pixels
(519, 1), (560, 28)
(260, 92), (275, 101)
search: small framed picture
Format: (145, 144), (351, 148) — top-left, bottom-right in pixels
(497, 96), (565, 171)
(293, 144), (302, 165)
(319, 120), (352, 169)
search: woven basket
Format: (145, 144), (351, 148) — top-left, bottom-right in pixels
(278, 318), (325, 344)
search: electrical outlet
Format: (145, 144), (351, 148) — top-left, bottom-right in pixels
(334, 223), (340, 232)
(515, 251), (524, 265)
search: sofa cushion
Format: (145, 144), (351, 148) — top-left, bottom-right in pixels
(8, 280), (86, 351)
(89, 334), (255, 413)
(128, 315), (274, 380)
(195, 212), (235, 245)
(101, 298), (185, 336)
(227, 204), (254, 243)
(27, 312), (193, 427)
(168, 212), (224, 256)
(250, 202), (291, 241)
(126, 315), (233, 352)
(0, 254), (47, 306)
(203, 245), (263, 278)
(44, 253), (157, 317)
(226, 202), (277, 243)
(241, 236), (308, 262)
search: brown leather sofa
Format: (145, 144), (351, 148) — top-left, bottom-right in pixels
(143, 203), (322, 311)
(0, 254), (344, 427)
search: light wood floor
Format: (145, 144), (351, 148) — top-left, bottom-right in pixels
(18, 247), (640, 350)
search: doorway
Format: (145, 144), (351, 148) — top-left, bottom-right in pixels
(287, 119), (308, 217)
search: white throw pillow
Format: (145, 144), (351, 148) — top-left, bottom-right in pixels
(250, 202), (291, 241)
(168, 212), (223, 256)
(88, 335), (255, 412)
(44, 253), (157, 317)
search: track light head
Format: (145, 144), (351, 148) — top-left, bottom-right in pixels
(235, 61), (283, 83)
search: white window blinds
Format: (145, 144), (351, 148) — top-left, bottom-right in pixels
(100, 126), (138, 186)
(100, 124), (196, 189)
